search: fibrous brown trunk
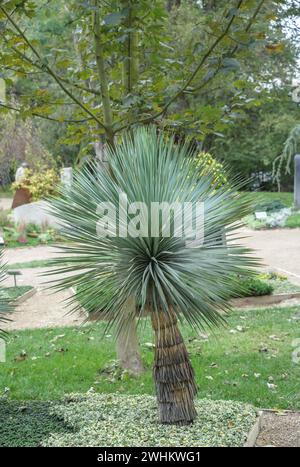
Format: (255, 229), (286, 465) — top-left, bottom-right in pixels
(151, 310), (197, 424)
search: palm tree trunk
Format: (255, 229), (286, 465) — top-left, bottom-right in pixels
(151, 309), (197, 424)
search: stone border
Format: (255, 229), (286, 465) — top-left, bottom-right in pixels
(72, 286), (300, 315)
(231, 291), (300, 308)
(244, 410), (263, 447)
(12, 286), (36, 305)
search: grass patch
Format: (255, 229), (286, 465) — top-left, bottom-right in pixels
(244, 192), (293, 208)
(8, 260), (56, 269)
(7, 260), (71, 270)
(285, 213), (300, 228)
(1, 306), (300, 411)
(5, 238), (54, 249)
(270, 279), (300, 294)
(0, 190), (12, 198)
(0, 285), (33, 301)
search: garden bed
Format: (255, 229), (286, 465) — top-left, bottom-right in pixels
(0, 285), (35, 304)
(0, 394), (257, 447)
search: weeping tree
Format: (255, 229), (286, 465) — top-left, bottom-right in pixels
(48, 127), (256, 424)
(273, 124), (300, 191)
(0, 251), (11, 339)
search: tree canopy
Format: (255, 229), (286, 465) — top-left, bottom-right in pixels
(0, 0), (299, 187)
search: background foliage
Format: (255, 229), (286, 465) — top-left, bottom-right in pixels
(0, 0), (299, 189)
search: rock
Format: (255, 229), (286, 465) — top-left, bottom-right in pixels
(13, 201), (60, 228)
(11, 187), (31, 209)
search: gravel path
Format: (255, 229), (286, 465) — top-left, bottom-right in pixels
(3, 245), (62, 264)
(0, 197), (12, 211)
(241, 227), (300, 286)
(2, 267), (85, 331)
(4, 287), (85, 331)
(256, 411), (300, 447)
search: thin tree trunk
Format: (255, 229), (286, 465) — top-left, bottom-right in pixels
(116, 318), (144, 375)
(116, 296), (144, 375)
(151, 309), (197, 424)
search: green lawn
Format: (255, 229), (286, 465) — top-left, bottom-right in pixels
(1, 305), (300, 410)
(0, 189), (13, 198)
(8, 260), (52, 269)
(285, 212), (300, 228)
(245, 191), (293, 208)
(8, 260), (70, 269)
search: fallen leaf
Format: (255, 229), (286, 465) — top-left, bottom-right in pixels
(50, 334), (65, 343)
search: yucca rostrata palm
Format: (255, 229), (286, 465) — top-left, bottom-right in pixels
(49, 127), (257, 425)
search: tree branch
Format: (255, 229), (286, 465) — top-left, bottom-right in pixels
(137, 0), (244, 124)
(0, 102), (92, 124)
(0, 5), (107, 131)
(92, 0), (114, 138)
(117, 0), (246, 132)
(190, 0), (265, 94)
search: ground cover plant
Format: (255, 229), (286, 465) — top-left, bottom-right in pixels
(246, 192), (293, 208)
(285, 213), (300, 229)
(241, 192), (300, 230)
(0, 215), (62, 248)
(0, 394), (256, 447)
(0, 285), (33, 301)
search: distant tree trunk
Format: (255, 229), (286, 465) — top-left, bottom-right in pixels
(166, 0), (181, 12)
(151, 309), (197, 424)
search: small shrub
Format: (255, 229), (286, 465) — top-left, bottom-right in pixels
(12, 166), (59, 201)
(193, 152), (227, 188)
(236, 277), (274, 297)
(0, 209), (13, 229)
(253, 199), (287, 213)
(285, 213), (300, 228)
(259, 271), (287, 281)
(2, 223), (58, 247)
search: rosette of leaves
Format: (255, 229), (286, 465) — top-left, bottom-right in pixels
(49, 126), (257, 425)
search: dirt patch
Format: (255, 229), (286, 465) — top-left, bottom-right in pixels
(256, 410), (300, 447)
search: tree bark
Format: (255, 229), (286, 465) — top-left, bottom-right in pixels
(116, 296), (144, 375)
(151, 309), (197, 424)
